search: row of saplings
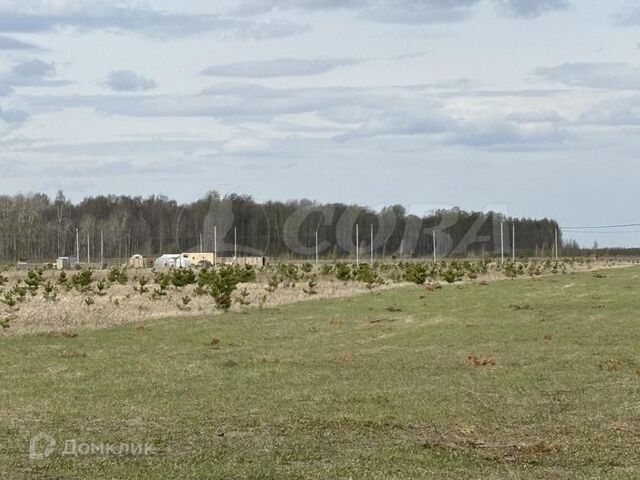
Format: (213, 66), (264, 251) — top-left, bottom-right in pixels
(0, 265), (257, 313)
(0, 258), (574, 317)
(316, 258), (572, 285)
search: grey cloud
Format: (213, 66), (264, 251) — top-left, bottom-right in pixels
(0, 34), (41, 50)
(28, 84), (352, 121)
(534, 62), (640, 90)
(363, 0), (481, 24)
(318, 105), (380, 124)
(0, 6), (306, 39)
(446, 120), (569, 148)
(12, 59), (53, 78)
(236, 0), (565, 22)
(234, 0), (364, 14)
(102, 70), (157, 92)
(0, 85), (13, 96)
(202, 58), (359, 78)
(495, 0), (568, 18)
(507, 109), (563, 123)
(614, 7), (640, 27)
(235, 0), (482, 24)
(581, 96), (640, 126)
(19, 138), (220, 157)
(468, 88), (566, 98)
(0, 106), (29, 124)
(0, 106), (28, 139)
(0, 59), (69, 88)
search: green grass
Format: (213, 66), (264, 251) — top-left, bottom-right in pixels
(2, 267), (640, 479)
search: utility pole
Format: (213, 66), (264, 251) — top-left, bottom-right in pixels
(370, 224), (374, 266)
(214, 226), (217, 266)
(500, 221), (505, 263)
(314, 218), (323, 266)
(433, 229), (437, 263)
(555, 229), (559, 260)
(315, 230), (319, 265)
(75, 228), (80, 266)
(355, 224), (359, 265)
(512, 223), (516, 263)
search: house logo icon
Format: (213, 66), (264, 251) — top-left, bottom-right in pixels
(29, 433), (56, 460)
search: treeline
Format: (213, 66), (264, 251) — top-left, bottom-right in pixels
(0, 191), (562, 262)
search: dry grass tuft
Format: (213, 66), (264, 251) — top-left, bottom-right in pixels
(257, 354), (283, 364)
(598, 359), (622, 372)
(509, 303), (533, 311)
(467, 353), (497, 367)
(337, 351), (352, 363)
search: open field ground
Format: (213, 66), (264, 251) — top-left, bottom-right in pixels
(2, 265), (640, 478)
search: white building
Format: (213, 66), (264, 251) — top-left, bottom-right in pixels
(153, 254), (190, 269)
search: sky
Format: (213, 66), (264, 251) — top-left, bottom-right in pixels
(0, 0), (639, 247)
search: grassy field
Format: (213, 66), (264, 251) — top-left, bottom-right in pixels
(2, 266), (640, 479)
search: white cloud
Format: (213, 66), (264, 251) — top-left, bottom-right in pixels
(24, 83), (571, 150)
(221, 135), (272, 155)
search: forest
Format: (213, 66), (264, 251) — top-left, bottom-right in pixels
(0, 191), (563, 262)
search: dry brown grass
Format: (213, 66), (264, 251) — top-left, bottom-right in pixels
(1, 278), (404, 336)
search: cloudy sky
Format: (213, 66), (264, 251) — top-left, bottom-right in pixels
(0, 0), (639, 246)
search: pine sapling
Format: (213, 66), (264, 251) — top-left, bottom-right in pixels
(235, 287), (251, 306)
(303, 275), (318, 295)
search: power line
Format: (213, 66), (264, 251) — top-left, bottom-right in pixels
(563, 222), (640, 230)
(562, 230), (640, 235)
